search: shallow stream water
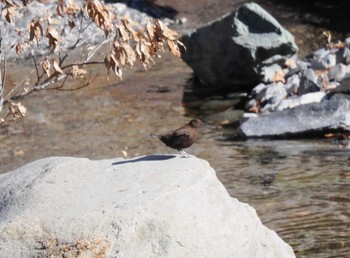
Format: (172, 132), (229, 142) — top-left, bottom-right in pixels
(1, 0), (350, 255)
(1, 52), (349, 257)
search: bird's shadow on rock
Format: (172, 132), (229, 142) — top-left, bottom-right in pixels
(112, 154), (177, 166)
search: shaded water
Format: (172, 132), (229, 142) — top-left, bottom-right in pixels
(1, 56), (350, 257)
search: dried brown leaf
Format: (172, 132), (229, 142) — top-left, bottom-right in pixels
(272, 69), (285, 83)
(118, 23), (130, 42)
(52, 59), (64, 74)
(152, 18), (178, 40)
(120, 17), (138, 40)
(46, 26), (61, 51)
(112, 41), (136, 67)
(68, 20), (75, 29)
(71, 65), (87, 77)
(104, 54), (113, 73)
(3, 6), (19, 23)
(65, 0), (80, 16)
(323, 31), (332, 44)
(249, 105), (260, 113)
(135, 40), (151, 65)
(114, 64), (122, 79)
(28, 19), (43, 43)
(146, 20), (156, 41)
(166, 39), (181, 57)
(56, 0), (65, 17)
(13, 42), (23, 55)
(4, 0), (20, 7)
(121, 150), (128, 158)
(48, 17), (60, 25)
(42, 58), (51, 77)
(85, 0), (113, 37)
(104, 53), (122, 78)
(122, 43), (136, 66)
(285, 58), (296, 68)
(8, 101), (27, 119)
(314, 69), (329, 76)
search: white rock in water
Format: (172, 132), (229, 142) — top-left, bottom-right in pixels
(0, 156), (295, 258)
(300, 91), (326, 105)
(276, 97), (301, 111)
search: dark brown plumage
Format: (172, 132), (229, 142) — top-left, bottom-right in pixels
(150, 119), (203, 157)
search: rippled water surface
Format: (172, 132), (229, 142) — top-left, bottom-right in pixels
(1, 53), (350, 257)
(210, 140), (350, 257)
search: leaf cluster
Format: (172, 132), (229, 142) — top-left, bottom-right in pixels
(0, 0), (184, 126)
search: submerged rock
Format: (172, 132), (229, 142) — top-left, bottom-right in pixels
(180, 3), (298, 88)
(0, 156), (295, 257)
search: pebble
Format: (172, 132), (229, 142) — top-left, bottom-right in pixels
(284, 74), (300, 95)
(341, 47), (350, 64)
(345, 37), (350, 48)
(298, 68), (320, 95)
(328, 63), (348, 81)
(251, 83), (267, 99)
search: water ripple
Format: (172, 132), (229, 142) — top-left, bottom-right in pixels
(210, 139), (350, 257)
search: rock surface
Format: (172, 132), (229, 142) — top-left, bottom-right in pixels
(239, 93), (350, 138)
(180, 2), (298, 88)
(0, 156), (295, 258)
(241, 34), (350, 138)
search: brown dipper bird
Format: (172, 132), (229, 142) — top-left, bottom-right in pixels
(150, 119), (203, 157)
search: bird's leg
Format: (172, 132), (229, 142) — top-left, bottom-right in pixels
(179, 150), (191, 158)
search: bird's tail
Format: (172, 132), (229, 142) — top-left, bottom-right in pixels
(150, 133), (159, 139)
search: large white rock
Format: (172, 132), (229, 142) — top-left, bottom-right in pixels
(0, 156), (295, 257)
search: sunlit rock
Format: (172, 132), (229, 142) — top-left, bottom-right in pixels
(239, 93), (350, 138)
(180, 3), (298, 88)
(0, 156), (295, 257)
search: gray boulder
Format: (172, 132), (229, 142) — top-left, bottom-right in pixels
(180, 3), (298, 88)
(239, 93), (350, 138)
(0, 156), (295, 257)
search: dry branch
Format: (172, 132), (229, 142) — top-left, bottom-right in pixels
(0, 0), (184, 126)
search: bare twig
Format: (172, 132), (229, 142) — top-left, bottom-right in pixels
(28, 48), (40, 85)
(37, 73), (67, 91)
(0, 29), (4, 106)
(2, 54), (6, 94)
(86, 37), (112, 62)
(55, 73), (97, 91)
(55, 73), (68, 90)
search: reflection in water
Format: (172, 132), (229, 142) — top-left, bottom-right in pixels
(183, 73), (350, 257)
(210, 139), (350, 257)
